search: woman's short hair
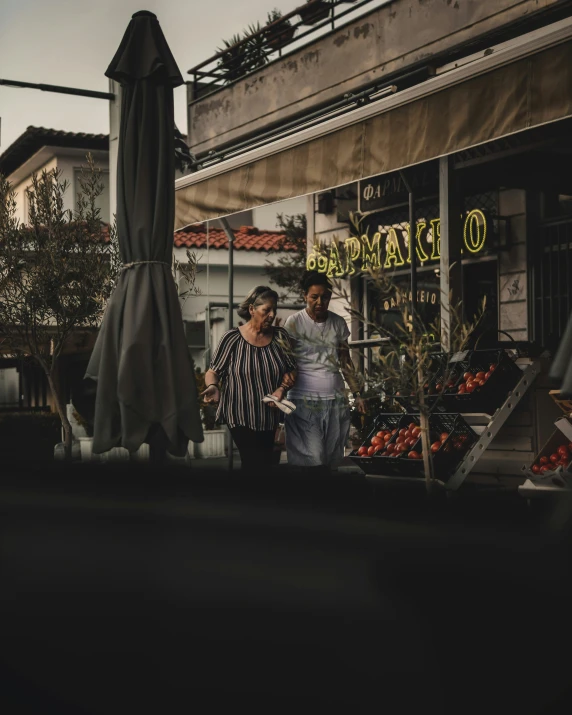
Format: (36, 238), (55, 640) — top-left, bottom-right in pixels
(237, 285), (279, 321)
(300, 270), (332, 295)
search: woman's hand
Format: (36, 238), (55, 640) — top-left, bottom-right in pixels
(354, 396), (367, 414)
(281, 372), (296, 389)
(267, 386), (286, 408)
(201, 385), (220, 404)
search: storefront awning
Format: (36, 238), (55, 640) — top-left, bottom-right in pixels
(175, 18), (572, 229)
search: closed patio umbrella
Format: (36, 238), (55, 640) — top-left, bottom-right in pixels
(85, 10), (203, 457)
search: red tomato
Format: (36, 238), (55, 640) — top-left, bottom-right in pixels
(357, 446), (367, 456)
(463, 372), (475, 382)
(371, 436), (381, 447)
(398, 443), (408, 453)
(531, 464), (540, 474)
(386, 444), (395, 454)
(453, 440), (464, 450)
(376, 431), (385, 438)
(384, 434), (392, 443)
(489, 364), (497, 372)
(458, 384), (467, 394)
(411, 427), (421, 438)
(408, 422), (417, 431)
(475, 371), (486, 381)
(540, 465), (550, 474)
(557, 445), (569, 457)
(374, 444), (384, 454)
(435, 383), (443, 392)
(484, 371), (492, 380)
(465, 381), (477, 393)
(368, 445), (376, 456)
(431, 441), (441, 453)
(550, 453), (559, 463)
(392, 429), (398, 436)
(539, 456), (549, 465)
(407, 437), (417, 448)
(440, 432), (449, 443)
(408, 451), (421, 459)
(399, 428), (407, 437)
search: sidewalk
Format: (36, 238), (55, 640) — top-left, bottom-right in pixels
(190, 449), (363, 475)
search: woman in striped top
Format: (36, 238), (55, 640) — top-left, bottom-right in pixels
(201, 286), (296, 472)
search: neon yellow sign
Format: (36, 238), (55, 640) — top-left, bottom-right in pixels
(307, 209), (489, 276)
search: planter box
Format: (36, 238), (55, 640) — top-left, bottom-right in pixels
(193, 429), (226, 459)
(78, 437), (130, 462)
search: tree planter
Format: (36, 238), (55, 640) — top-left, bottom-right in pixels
(194, 429), (226, 458)
(78, 437), (130, 462)
(298, 1), (331, 26)
(265, 21), (296, 51)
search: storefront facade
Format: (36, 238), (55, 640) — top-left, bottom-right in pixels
(174, 6), (572, 484)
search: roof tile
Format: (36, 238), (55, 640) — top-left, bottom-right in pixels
(173, 225), (294, 251)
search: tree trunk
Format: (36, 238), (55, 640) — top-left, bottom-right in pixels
(419, 407), (434, 496)
(417, 364), (435, 495)
(45, 368), (73, 461)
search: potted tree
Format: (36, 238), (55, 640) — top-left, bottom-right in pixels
(192, 368), (226, 458)
(298, 0), (331, 26)
(265, 9), (296, 51)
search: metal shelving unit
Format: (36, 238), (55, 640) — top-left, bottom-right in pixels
(361, 358), (540, 491)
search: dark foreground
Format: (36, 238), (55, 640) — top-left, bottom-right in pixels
(1, 462), (571, 714)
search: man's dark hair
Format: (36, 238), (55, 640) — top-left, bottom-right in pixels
(300, 270), (332, 295)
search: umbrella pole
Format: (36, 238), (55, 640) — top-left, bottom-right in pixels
(220, 218), (235, 472)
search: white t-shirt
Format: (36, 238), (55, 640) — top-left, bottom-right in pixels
(284, 309), (350, 400)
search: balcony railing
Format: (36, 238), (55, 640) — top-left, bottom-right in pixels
(187, 0), (384, 100)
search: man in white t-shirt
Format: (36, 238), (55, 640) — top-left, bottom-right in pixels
(283, 271), (365, 472)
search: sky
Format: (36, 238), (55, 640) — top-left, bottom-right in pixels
(0, 0), (305, 152)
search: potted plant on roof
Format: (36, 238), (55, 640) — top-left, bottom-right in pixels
(216, 34), (248, 85)
(265, 9), (296, 52)
(297, 0), (331, 26)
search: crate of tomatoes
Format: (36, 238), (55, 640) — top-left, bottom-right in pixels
(432, 349), (522, 414)
(349, 412), (477, 478)
(524, 427), (572, 478)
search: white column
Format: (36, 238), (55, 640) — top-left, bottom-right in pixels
(108, 78), (121, 223)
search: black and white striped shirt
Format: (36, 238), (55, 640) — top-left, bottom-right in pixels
(210, 326), (296, 431)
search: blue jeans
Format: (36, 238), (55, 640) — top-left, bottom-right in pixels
(284, 397), (351, 468)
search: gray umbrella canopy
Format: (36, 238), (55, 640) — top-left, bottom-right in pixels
(86, 10), (203, 456)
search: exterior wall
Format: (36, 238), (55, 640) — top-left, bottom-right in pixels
(498, 189), (528, 340)
(188, 0), (563, 154)
(10, 151), (110, 225)
(13, 157), (57, 225)
(58, 154), (110, 224)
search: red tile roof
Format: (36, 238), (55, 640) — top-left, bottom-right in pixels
(174, 225), (295, 251)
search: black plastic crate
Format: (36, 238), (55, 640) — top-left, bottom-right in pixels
(349, 412), (477, 479)
(432, 349), (522, 414)
(349, 413), (416, 476)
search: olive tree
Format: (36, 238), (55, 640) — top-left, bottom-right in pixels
(0, 157), (120, 460)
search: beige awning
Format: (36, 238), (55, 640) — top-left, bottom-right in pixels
(175, 26), (572, 229)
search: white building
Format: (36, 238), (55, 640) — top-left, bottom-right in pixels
(0, 126), (307, 406)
